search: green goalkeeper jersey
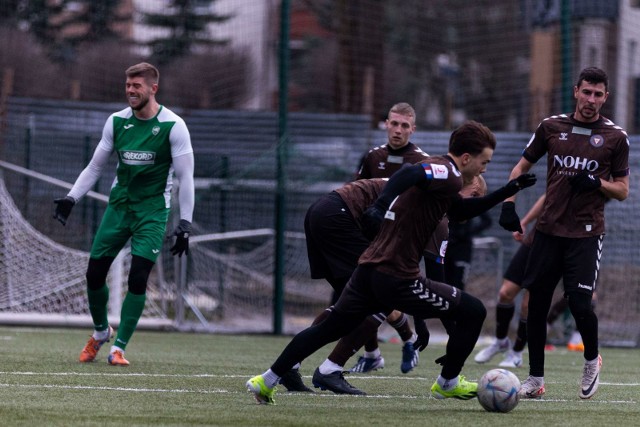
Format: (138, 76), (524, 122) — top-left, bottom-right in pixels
(107, 105), (192, 212)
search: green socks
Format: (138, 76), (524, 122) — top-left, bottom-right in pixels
(114, 292), (146, 350)
(87, 285), (109, 332)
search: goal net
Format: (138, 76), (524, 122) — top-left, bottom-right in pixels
(0, 169), (170, 328)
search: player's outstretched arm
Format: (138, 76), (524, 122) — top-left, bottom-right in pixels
(448, 173), (536, 222)
(52, 145), (111, 226)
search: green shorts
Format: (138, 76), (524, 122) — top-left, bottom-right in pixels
(90, 205), (170, 262)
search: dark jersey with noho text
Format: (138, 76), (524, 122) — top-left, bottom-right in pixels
(359, 156), (463, 279)
(524, 113), (629, 237)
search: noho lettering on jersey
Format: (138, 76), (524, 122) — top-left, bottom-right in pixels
(120, 150), (156, 165)
(553, 155), (598, 172)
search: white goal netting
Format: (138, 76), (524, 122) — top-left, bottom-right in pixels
(0, 175), (170, 327)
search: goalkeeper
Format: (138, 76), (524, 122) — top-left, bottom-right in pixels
(53, 62), (195, 366)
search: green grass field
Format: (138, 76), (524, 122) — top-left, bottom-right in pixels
(0, 326), (637, 426)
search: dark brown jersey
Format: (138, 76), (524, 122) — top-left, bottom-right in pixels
(334, 178), (387, 224)
(336, 177), (448, 260)
(357, 142), (429, 179)
(524, 114), (629, 237)
(359, 155), (463, 279)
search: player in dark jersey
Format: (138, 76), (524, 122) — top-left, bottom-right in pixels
(282, 177), (442, 394)
(498, 67), (629, 400)
(476, 194), (595, 368)
(276, 178), (388, 392)
(351, 102), (431, 376)
(246, 120), (535, 404)
(355, 102), (428, 180)
(313, 177), (497, 395)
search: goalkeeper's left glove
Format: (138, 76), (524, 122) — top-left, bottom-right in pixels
(170, 219), (192, 257)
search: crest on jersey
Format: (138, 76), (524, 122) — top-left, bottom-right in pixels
(589, 134), (604, 148)
(152, 126), (160, 135)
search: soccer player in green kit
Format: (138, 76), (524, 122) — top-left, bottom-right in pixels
(53, 62), (195, 366)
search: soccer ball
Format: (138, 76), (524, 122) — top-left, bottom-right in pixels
(477, 369), (521, 413)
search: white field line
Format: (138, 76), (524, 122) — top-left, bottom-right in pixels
(1, 372), (639, 387)
(0, 372), (636, 404)
(0, 382), (636, 404)
(0, 383), (228, 394)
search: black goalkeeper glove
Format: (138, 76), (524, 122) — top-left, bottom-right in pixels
(499, 201), (522, 233)
(53, 196), (75, 226)
(504, 173), (537, 196)
(170, 219), (192, 257)
(360, 203), (385, 241)
(568, 172), (601, 193)
(413, 317), (430, 352)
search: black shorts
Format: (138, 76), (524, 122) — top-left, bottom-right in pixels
(522, 231), (603, 297)
(304, 192), (370, 283)
(334, 264), (463, 320)
(503, 243), (531, 286)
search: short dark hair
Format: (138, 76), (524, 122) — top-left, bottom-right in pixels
(448, 120), (496, 156)
(125, 62), (160, 85)
(576, 67), (608, 91)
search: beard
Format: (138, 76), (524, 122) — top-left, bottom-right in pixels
(130, 94), (149, 111)
(578, 104), (597, 120)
